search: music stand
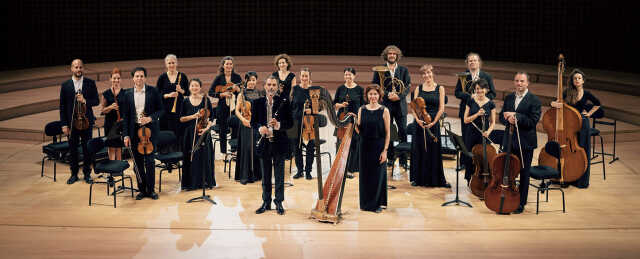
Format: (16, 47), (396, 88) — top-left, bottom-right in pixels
(187, 126), (217, 205)
(441, 129), (472, 208)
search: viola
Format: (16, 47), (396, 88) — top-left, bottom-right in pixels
(409, 97), (438, 150)
(137, 123), (153, 155)
(484, 125), (521, 214)
(196, 96), (211, 134)
(73, 92), (90, 131)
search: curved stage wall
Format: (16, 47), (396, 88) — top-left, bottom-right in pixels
(5, 1), (634, 72)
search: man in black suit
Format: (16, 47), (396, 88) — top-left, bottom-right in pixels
(499, 72), (541, 214)
(372, 45), (411, 168)
(59, 59), (99, 184)
(122, 67), (164, 200)
(455, 53), (497, 182)
(253, 76), (293, 215)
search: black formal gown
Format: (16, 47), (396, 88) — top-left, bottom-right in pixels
(564, 90), (601, 188)
(359, 106), (388, 211)
(334, 84), (364, 173)
(290, 85), (315, 175)
(180, 97), (216, 190)
(273, 71), (295, 99)
(156, 72), (189, 138)
(102, 88), (125, 147)
(409, 86), (448, 187)
(235, 89), (264, 184)
(463, 98), (496, 181)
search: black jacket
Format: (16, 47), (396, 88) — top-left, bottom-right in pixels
(499, 91), (541, 150)
(371, 64), (411, 114)
(251, 95), (293, 155)
(122, 85), (164, 146)
(454, 70), (496, 118)
(59, 77), (99, 127)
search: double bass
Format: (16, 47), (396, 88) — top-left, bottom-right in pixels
(538, 54), (587, 183)
(484, 124), (521, 214)
(469, 116), (497, 199)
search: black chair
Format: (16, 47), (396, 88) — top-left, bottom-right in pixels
(223, 138), (238, 178)
(589, 127), (606, 180)
(41, 121), (70, 182)
(390, 123), (412, 178)
(155, 131), (183, 192)
(529, 141), (566, 214)
(87, 138), (133, 208)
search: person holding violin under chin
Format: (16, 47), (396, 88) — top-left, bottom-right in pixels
(462, 79), (496, 185)
(122, 67), (164, 200)
(408, 65), (450, 188)
(550, 69), (601, 189)
(180, 78), (216, 191)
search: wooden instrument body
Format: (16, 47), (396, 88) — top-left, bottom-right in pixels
(408, 97), (437, 143)
(241, 100), (251, 121)
(470, 143), (497, 199)
(136, 126), (153, 155)
(336, 94), (351, 140)
(484, 152), (521, 214)
(73, 97), (90, 130)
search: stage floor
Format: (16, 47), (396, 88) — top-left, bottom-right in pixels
(1, 118), (640, 258)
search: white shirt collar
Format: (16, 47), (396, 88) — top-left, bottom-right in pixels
(516, 89), (528, 99)
(134, 85), (146, 93)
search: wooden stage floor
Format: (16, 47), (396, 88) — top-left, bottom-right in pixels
(1, 117), (640, 259)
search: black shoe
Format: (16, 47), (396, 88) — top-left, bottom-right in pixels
(255, 202), (271, 214)
(83, 174), (92, 184)
(305, 173), (312, 180)
(513, 205), (524, 214)
(293, 172), (304, 179)
(411, 181), (418, 186)
(275, 202), (285, 215)
(135, 193), (145, 200)
(66, 174), (79, 185)
(443, 183), (451, 188)
(375, 207), (383, 213)
(149, 192), (159, 200)
(346, 173), (354, 179)
(240, 180), (247, 185)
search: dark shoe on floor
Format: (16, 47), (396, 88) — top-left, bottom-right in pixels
(305, 172), (312, 180)
(346, 173), (354, 179)
(375, 207), (383, 213)
(67, 174), (79, 185)
(275, 202), (285, 215)
(411, 181), (417, 186)
(293, 172), (304, 179)
(150, 192), (159, 200)
(240, 180), (247, 185)
(83, 174), (92, 184)
(513, 205), (524, 214)
(255, 202), (271, 214)
(135, 193), (145, 200)
(443, 183), (451, 188)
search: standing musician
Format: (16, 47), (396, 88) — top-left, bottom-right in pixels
(234, 71), (264, 185)
(179, 78), (216, 191)
(253, 76), (293, 215)
(455, 53), (496, 172)
(408, 65), (450, 188)
(59, 59), (99, 184)
(463, 79), (496, 184)
(550, 68), (600, 189)
(372, 45), (411, 169)
(100, 67), (125, 161)
(498, 72), (541, 214)
(272, 53), (297, 98)
(156, 54), (189, 143)
(290, 68), (318, 180)
(208, 56), (242, 155)
(333, 67), (364, 179)
(122, 67), (164, 200)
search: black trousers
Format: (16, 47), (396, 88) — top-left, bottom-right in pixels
(513, 147), (534, 207)
(294, 139), (315, 174)
(261, 142), (286, 203)
(387, 102), (407, 163)
(132, 126), (156, 195)
(69, 126), (92, 176)
(216, 112), (239, 154)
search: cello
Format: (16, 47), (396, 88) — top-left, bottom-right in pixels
(484, 124), (521, 214)
(469, 116), (497, 199)
(538, 54), (587, 183)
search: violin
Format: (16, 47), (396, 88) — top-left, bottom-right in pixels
(469, 116), (497, 199)
(301, 99), (316, 144)
(538, 54), (587, 183)
(409, 97), (438, 145)
(484, 125), (521, 214)
(136, 113), (153, 155)
(336, 93), (351, 140)
(72, 91), (90, 131)
(196, 96), (211, 134)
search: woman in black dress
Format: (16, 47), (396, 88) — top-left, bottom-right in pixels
(273, 53), (297, 99)
(234, 71), (264, 184)
(179, 78), (216, 190)
(551, 68), (602, 188)
(156, 54), (189, 140)
(290, 68), (316, 180)
(100, 67), (125, 160)
(462, 79), (496, 184)
(207, 56), (242, 155)
(333, 67), (364, 178)
(357, 85), (390, 213)
(409, 65), (450, 187)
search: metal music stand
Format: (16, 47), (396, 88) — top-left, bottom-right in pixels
(441, 129), (473, 208)
(187, 126), (216, 205)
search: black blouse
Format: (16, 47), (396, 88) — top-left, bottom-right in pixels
(290, 85), (311, 122)
(334, 84), (365, 115)
(563, 90), (601, 113)
(272, 71), (295, 98)
(156, 72), (190, 115)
